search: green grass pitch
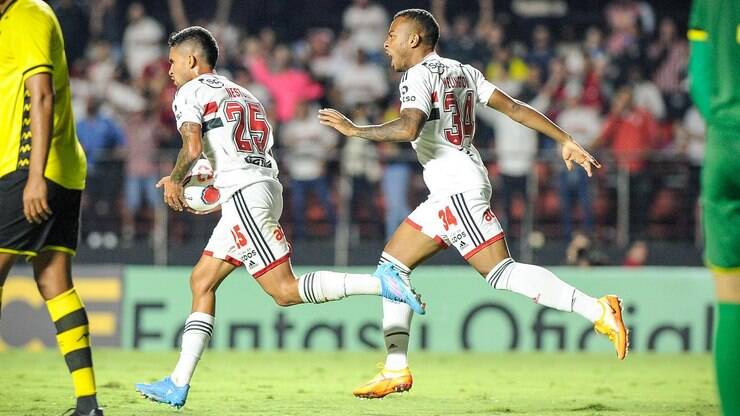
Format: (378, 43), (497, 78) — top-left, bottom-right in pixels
(0, 350), (718, 415)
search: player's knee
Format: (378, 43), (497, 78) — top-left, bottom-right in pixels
(190, 273), (218, 298)
(268, 281), (300, 307)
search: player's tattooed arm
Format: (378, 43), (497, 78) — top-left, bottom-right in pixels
(318, 108), (426, 142)
(170, 122), (204, 183)
(157, 122), (203, 211)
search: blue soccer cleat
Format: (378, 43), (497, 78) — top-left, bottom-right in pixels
(135, 376), (189, 409)
(376, 263), (426, 314)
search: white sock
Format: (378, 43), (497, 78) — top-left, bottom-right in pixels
(171, 312), (214, 387)
(486, 258), (602, 322)
(297, 271), (381, 303)
(379, 252), (412, 370)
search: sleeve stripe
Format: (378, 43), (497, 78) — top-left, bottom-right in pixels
(687, 29), (708, 41)
(22, 64), (54, 76)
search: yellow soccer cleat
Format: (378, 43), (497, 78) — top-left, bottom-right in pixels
(352, 367), (413, 399)
(594, 295), (630, 360)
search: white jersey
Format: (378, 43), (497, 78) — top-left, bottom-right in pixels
(399, 53), (497, 196)
(173, 73), (279, 200)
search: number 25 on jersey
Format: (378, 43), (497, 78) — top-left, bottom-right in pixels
(223, 100), (270, 155)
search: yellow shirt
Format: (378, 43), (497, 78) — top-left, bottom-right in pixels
(0, 0), (86, 190)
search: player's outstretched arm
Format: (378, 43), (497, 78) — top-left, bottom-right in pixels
(487, 88), (601, 176)
(318, 108), (426, 142)
(157, 122), (203, 211)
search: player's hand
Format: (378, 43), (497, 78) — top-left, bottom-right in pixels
(22, 174), (52, 224)
(185, 205), (222, 215)
(561, 139), (601, 177)
(318, 108), (357, 137)
(156, 176), (185, 212)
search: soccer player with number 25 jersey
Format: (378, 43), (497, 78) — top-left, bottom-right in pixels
(319, 9), (629, 399)
(134, 26), (426, 409)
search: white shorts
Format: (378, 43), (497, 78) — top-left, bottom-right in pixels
(405, 188), (505, 260)
(204, 180), (291, 278)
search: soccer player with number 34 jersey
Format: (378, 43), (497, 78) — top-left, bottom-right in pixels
(134, 26), (426, 409)
(319, 9), (630, 399)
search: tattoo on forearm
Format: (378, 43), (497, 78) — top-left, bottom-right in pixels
(170, 122), (201, 183)
(359, 121), (408, 142)
(357, 111), (424, 142)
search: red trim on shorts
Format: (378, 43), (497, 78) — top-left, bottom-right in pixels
(463, 232), (505, 260)
(433, 235), (449, 249)
(404, 218), (422, 231)
(252, 252), (291, 278)
(203, 101), (218, 116)
(203, 250), (243, 267)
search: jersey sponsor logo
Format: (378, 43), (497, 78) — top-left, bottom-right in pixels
(400, 85), (416, 102)
(422, 60), (446, 74)
(198, 77), (224, 88)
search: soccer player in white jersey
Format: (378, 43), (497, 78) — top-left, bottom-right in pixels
(134, 26), (425, 409)
(319, 9), (629, 399)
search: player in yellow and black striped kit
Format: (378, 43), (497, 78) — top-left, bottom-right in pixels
(0, 0), (102, 414)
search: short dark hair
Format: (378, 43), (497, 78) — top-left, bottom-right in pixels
(168, 26), (219, 68)
(394, 9), (440, 48)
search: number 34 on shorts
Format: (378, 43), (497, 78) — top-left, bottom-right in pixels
(405, 189), (504, 259)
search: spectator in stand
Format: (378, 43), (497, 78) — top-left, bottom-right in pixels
(378, 104), (412, 239)
(341, 105), (383, 235)
(299, 28), (337, 82)
(479, 21), (506, 58)
(477, 68), (552, 231)
(439, 14), (486, 66)
(122, 2), (164, 80)
(527, 24), (555, 80)
(580, 51), (607, 110)
(556, 85), (602, 238)
(333, 48), (388, 109)
(280, 101), (338, 239)
(485, 46), (530, 87)
(604, 0), (645, 86)
(123, 3), (164, 80)
(122, 101), (163, 243)
(584, 26), (608, 64)
(53, 0), (89, 70)
(76, 97), (126, 226)
(246, 42), (323, 122)
(593, 85), (659, 238)
(627, 65), (666, 121)
(86, 40), (119, 95)
(76, 97), (126, 178)
(648, 17), (689, 120)
(342, 0), (388, 62)
(89, 0), (122, 45)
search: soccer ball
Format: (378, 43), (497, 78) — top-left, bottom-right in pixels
(183, 159), (221, 212)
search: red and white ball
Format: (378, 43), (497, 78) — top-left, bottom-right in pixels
(183, 159), (221, 212)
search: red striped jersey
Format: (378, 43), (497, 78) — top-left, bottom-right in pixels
(399, 53), (497, 196)
(172, 73), (278, 198)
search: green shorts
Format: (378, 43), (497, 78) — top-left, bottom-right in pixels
(702, 125), (740, 272)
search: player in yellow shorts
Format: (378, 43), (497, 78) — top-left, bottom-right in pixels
(688, 1), (740, 414)
(0, 0), (102, 414)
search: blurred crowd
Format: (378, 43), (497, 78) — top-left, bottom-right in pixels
(55, 0), (702, 265)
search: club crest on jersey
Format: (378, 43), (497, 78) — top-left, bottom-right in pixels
(422, 60), (446, 74)
(199, 77), (224, 88)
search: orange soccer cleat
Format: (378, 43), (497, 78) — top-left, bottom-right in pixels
(352, 367), (413, 399)
(594, 295), (630, 360)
